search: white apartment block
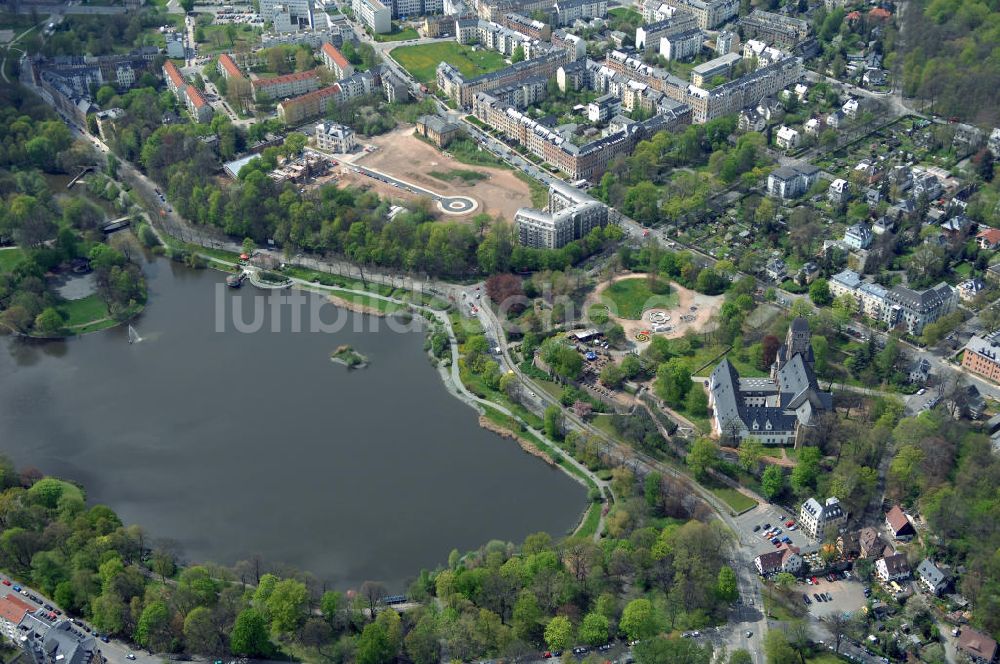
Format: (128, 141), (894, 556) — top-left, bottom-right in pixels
(515, 181), (611, 248)
(659, 28), (702, 60)
(799, 496), (847, 540)
(261, 0), (313, 31)
(315, 122), (357, 152)
(353, 0), (391, 33)
(828, 269), (958, 335)
(660, 0), (737, 29)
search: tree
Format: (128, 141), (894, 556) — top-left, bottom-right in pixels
(579, 612), (609, 646)
(544, 406), (563, 441)
(655, 357), (692, 406)
(135, 601), (172, 652)
(822, 613), (851, 653)
(716, 566), (738, 602)
(620, 598), (659, 642)
(357, 620), (395, 664)
(809, 278), (832, 306)
(361, 580), (387, 620)
(511, 45), (525, 62)
(763, 629), (797, 664)
(760, 334), (781, 370)
(730, 649), (753, 664)
(266, 578), (308, 636)
(230, 608), (270, 657)
(180, 0), (195, 12)
(320, 590), (343, 629)
(686, 438), (718, 480)
(738, 438), (763, 473)
(761, 465), (785, 500)
(183, 606), (222, 655)
(544, 615), (573, 651)
(790, 447), (821, 493)
(34, 308), (65, 335)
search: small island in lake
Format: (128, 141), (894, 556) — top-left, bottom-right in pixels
(330, 344), (369, 369)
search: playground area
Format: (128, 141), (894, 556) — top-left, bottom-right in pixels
(586, 274), (723, 348)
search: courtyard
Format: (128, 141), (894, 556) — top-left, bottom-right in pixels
(390, 42), (507, 84)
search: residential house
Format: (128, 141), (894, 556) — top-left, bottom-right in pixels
(842, 97), (860, 117)
(977, 228), (1000, 250)
(884, 282), (958, 336)
(776, 125), (800, 149)
(765, 257), (787, 281)
(314, 122), (357, 152)
(804, 116), (823, 136)
(876, 552), (911, 582)
(828, 178), (849, 204)
(916, 559), (950, 595)
(800, 496), (847, 539)
(320, 42), (354, 79)
(836, 531), (861, 559)
(942, 213), (973, 238)
(830, 268), (863, 300)
(858, 526), (883, 559)
(843, 223), (873, 250)
(415, 115), (462, 147)
(957, 628), (998, 664)
(767, 163), (820, 199)
(755, 546), (803, 575)
(885, 505), (916, 540)
(909, 358), (931, 385)
(738, 107), (766, 132)
(959, 277), (986, 302)
(798, 261), (819, 284)
(873, 216), (894, 235)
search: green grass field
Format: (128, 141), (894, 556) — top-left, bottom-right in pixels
(711, 487), (757, 514)
(429, 168), (487, 183)
(375, 25), (418, 42)
(0, 248), (25, 273)
(60, 294), (110, 327)
(391, 42), (506, 83)
(601, 278), (679, 319)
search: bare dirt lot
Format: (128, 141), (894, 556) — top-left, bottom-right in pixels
(352, 126), (534, 221)
(584, 273), (723, 348)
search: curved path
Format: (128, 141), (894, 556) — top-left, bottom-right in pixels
(351, 163), (478, 216)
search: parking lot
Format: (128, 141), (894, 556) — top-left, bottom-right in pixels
(800, 575), (868, 617)
(734, 503), (816, 559)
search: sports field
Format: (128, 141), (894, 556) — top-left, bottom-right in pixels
(391, 42), (506, 83)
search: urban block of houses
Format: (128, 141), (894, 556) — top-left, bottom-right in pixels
(799, 495), (847, 539)
(828, 269), (958, 336)
(251, 69), (320, 101)
(876, 551), (911, 582)
(767, 162), (819, 199)
(754, 546), (803, 575)
(514, 180), (614, 249)
(658, 0), (738, 29)
(885, 504), (916, 540)
(0, 594), (32, 642)
(276, 69), (379, 124)
(708, 318), (833, 446)
(634, 11), (699, 51)
(837, 526), (883, 560)
(437, 48), (573, 108)
(659, 28), (703, 61)
(738, 9), (810, 49)
(554, 0), (607, 26)
(916, 559), (950, 595)
(162, 61), (214, 122)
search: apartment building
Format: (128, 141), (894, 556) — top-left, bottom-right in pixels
(634, 11), (698, 50)
(660, 0), (737, 29)
(184, 84), (213, 122)
(437, 48), (572, 107)
(381, 67), (409, 102)
(390, 0), (443, 19)
(457, 19), (546, 58)
(415, 114), (462, 146)
(659, 28), (702, 60)
(315, 122), (357, 152)
(0, 594), (32, 643)
(552, 29), (587, 59)
(554, 0), (607, 25)
(217, 53), (245, 80)
(162, 60), (185, 94)
(739, 9), (810, 49)
(690, 51), (740, 86)
(487, 75), (548, 108)
(261, 0), (313, 30)
(515, 181), (612, 248)
(277, 83), (342, 123)
(501, 12), (550, 39)
(962, 335), (1000, 383)
(799, 496), (847, 539)
(251, 69), (320, 100)
(353, 0), (391, 33)
(587, 93), (621, 122)
(320, 42), (354, 79)
(766, 162), (819, 199)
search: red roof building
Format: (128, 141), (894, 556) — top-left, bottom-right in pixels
(0, 594), (33, 637)
(958, 628), (998, 664)
(162, 60), (185, 93)
(320, 42), (354, 79)
(885, 505), (916, 540)
(277, 83), (343, 124)
(251, 69), (320, 100)
(869, 7), (891, 20)
(217, 53), (245, 80)
(977, 228), (1000, 250)
(184, 84), (213, 122)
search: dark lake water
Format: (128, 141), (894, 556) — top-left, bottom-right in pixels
(0, 257), (585, 590)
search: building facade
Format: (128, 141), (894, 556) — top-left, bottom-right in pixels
(314, 122), (357, 152)
(799, 496), (847, 539)
(515, 181), (613, 248)
(353, 0), (392, 33)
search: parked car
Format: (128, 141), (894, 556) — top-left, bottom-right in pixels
(753, 525), (761, 532)
(1, 579), (10, 586)
(803, 594), (811, 604)
(813, 593), (823, 602)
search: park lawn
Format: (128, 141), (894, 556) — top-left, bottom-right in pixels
(0, 248), (25, 273)
(515, 171), (549, 207)
(576, 501), (602, 538)
(591, 413), (618, 439)
(601, 277), (678, 319)
(59, 294), (110, 328)
(375, 25), (419, 42)
(711, 486), (757, 514)
(806, 654), (849, 664)
(391, 42), (506, 83)
(197, 24), (259, 53)
(428, 168), (487, 183)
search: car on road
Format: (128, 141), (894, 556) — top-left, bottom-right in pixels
(746, 631), (753, 638)
(126, 654), (136, 660)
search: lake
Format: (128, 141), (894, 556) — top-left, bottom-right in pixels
(0, 257), (585, 590)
